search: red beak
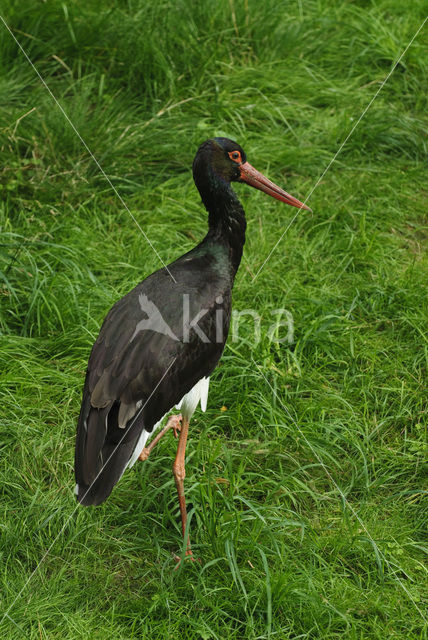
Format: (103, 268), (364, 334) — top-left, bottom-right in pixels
(239, 161), (311, 212)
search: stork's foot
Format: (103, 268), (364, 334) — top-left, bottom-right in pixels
(173, 548), (200, 569)
(138, 448), (151, 462)
(138, 414), (182, 461)
(168, 414), (182, 439)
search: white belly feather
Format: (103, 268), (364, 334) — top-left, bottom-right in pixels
(175, 376), (210, 418)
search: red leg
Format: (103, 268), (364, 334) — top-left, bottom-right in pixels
(138, 414), (181, 462)
(172, 416), (195, 563)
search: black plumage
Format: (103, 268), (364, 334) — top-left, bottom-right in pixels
(75, 139), (245, 505)
(74, 137), (309, 527)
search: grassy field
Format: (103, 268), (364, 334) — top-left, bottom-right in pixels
(1, 0), (427, 638)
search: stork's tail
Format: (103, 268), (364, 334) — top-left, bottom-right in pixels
(74, 402), (147, 506)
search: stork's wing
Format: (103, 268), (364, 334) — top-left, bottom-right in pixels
(75, 254), (231, 506)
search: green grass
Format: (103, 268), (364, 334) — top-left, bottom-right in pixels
(1, 0), (427, 637)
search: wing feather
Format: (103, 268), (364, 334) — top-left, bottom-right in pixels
(75, 250), (232, 506)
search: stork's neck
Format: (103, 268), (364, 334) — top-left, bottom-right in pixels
(196, 174), (246, 276)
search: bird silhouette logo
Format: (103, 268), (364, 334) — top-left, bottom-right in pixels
(130, 293), (179, 342)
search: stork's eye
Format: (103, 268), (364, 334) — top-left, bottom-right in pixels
(228, 150), (242, 163)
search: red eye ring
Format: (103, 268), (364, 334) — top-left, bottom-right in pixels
(228, 150), (242, 163)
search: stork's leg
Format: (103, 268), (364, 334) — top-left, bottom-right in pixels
(138, 414), (182, 462)
(172, 416), (194, 562)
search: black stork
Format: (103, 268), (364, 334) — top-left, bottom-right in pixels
(74, 137), (310, 561)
